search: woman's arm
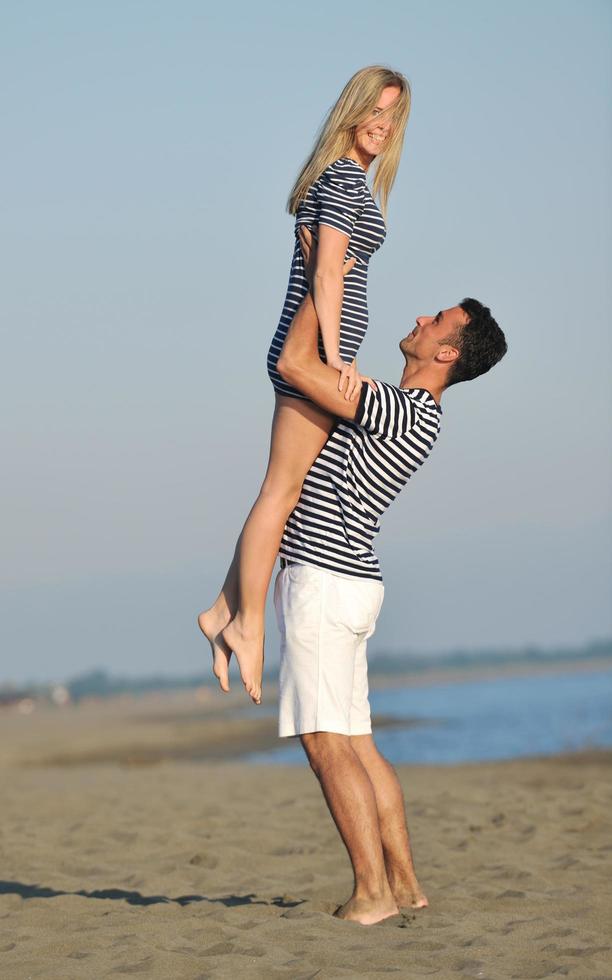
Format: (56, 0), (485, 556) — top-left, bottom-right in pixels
(299, 226), (363, 400)
(310, 223), (350, 371)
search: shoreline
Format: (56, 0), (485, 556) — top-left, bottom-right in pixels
(0, 694), (424, 769)
(1, 665), (610, 770)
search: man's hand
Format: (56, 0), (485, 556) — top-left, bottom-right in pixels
(298, 227), (373, 402)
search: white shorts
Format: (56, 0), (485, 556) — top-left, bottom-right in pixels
(274, 563), (384, 738)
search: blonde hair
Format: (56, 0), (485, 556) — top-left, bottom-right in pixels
(288, 66), (411, 220)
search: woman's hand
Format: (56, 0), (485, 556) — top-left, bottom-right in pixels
(327, 357), (375, 401)
(339, 359), (360, 401)
(326, 354), (356, 399)
(332, 358), (376, 402)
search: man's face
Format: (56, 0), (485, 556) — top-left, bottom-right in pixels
(400, 306), (470, 360)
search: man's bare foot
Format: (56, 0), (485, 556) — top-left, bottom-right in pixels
(197, 609), (232, 693)
(395, 889), (428, 910)
(333, 891), (399, 926)
(390, 875), (429, 910)
(221, 617), (264, 705)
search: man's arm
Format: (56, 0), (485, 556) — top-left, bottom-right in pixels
(277, 292), (361, 421)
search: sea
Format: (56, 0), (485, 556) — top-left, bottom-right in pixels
(246, 666), (612, 766)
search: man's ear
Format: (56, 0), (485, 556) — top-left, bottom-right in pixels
(435, 346), (460, 364)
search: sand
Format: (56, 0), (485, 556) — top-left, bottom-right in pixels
(1, 691), (611, 979)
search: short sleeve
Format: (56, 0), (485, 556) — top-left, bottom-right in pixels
(355, 381), (415, 440)
(316, 159), (366, 239)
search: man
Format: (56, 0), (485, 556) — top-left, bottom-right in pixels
(218, 239), (507, 925)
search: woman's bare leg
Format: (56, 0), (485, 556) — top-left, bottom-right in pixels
(197, 543), (240, 694)
(199, 394), (332, 703)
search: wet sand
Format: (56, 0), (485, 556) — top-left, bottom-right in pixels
(1, 691), (610, 979)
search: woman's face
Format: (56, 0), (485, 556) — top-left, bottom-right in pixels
(352, 85), (401, 162)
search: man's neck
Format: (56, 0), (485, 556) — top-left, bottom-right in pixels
(398, 363), (444, 406)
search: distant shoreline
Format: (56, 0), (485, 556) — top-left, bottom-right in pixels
(1, 650), (611, 709)
(1, 657), (610, 770)
(368, 654), (612, 690)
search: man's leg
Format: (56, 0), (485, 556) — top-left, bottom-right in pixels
(350, 735), (428, 909)
(300, 731), (399, 925)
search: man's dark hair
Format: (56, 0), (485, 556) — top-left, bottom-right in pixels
(443, 298), (507, 387)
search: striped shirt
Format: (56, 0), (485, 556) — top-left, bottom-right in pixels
(279, 382), (442, 581)
(268, 157), (387, 399)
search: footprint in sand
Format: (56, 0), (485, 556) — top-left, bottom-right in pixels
(188, 852), (218, 869)
(200, 942), (236, 956)
(108, 957), (154, 975)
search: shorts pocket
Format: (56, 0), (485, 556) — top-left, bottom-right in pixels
(332, 577), (384, 636)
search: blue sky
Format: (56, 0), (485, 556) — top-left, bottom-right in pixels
(2, 0), (611, 684)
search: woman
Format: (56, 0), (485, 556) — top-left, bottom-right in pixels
(199, 66), (410, 704)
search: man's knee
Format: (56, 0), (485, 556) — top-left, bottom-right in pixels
(350, 733), (386, 767)
(352, 734), (396, 778)
(300, 731), (350, 776)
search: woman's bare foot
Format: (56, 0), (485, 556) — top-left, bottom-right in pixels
(197, 609), (232, 692)
(221, 617), (264, 705)
(333, 891), (399, 926)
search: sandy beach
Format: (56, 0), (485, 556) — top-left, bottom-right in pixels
(1, 690), (610, 979)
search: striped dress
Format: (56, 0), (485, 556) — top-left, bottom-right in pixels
(267, 157), (387, 399)
(279, 382), (442, 581)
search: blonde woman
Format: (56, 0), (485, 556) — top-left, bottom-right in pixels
(199, 66), (410, 704)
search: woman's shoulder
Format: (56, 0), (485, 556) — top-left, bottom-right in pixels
(295, 157), (366, 222)
(320, 157), (367, 183)
(315, 158), (367, 204)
